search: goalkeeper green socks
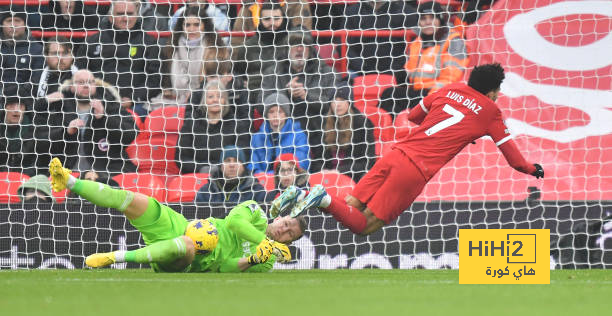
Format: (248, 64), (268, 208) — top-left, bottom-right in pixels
(115, 237), (188, 264)
(70, 179), (134, 212)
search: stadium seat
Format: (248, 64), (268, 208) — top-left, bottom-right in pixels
(144, 106), (185, 135)
(126, 106), (185, 177)
(308, 170), (355, 200)
(0, 0), (49, 5)
(30, 30), (97, 39)
(352, 74), (396, 103)
(315, 43), (341, 72)
(166, 173), (210, 203)
(0, 172), (30, 203)
(354, 105), (393, 140)
(52, 172), (80, 204)
(126, 134), (181, 177)
(112, 173), (165, 201)
(251, 108), (264, 132)
(310, 0), (358, 3)
(254, 172), (275, 192)
(83, 0), (111, 5)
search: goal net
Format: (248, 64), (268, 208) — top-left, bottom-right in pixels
(0, 0), (611, 270)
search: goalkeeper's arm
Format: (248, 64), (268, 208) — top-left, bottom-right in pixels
(225, 203), (267, 244)
(219, 255), (276, 273)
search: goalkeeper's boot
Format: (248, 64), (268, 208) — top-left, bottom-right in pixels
(290, 184), (327, 217)
(85, 252), (116, 268)
(49, 157), (72, 192)
(269, 186), (303, 218)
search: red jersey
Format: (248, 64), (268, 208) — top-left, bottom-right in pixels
(394, 83), (512, 180)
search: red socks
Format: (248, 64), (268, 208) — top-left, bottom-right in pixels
(322, 195), (367, 234)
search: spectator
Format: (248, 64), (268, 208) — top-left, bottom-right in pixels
(249, 92), (309, 174)
(0, 4), (44, 93)
(201, 59), (250, 121)
(39, 0), (100, 31)
(176, 79), (251, 174)
(310, 83), (376, 182)
(33, 69), (137, 175)
(76, 0), (163, 108)
(344, 0), (418, 77)
(18, 175), (55, 204)
(195, 145), (266, 204)
(231, 0), (312, 47)
(0, 84), (36, 176)
(232, 1), (289, 105)
(33, 36), (79, 98)
(168, 0), (230, 34)
(265, 152), (309, 203)
(260, 27), (338, 151)
(380, 1), (469, 115)
(163, 6), (229, 104)
(140, 0), (171, 31)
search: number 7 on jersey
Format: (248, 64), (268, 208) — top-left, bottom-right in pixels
(425, 104), (465, 136)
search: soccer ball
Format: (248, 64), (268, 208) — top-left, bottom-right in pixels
(185, 219), (219, 254)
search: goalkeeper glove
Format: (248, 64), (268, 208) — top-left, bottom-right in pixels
(531, 164), (544, 179)
(272, 242), (292, 263)
(247, 237), (274, 265)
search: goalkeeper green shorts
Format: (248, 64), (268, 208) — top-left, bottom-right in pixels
(129, 197), (190, 272)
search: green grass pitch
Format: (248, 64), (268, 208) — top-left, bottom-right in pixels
(2, 269), (610, 316)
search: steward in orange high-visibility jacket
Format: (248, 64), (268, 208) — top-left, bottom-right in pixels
(380, 1), (469, 118)
(404, 29), (468, 93)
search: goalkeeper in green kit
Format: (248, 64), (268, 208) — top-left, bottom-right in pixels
(49, 158), (316, 272)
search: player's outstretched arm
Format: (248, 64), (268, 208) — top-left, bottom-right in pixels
(225, 202), (268, 244)
(498, 140), (543, 178)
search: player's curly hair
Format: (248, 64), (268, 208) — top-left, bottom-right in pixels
(468, 63), (505, 95)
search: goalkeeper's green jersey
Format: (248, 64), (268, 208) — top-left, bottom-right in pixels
(187, 201), (276, 273)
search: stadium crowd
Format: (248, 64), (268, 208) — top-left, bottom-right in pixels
(0, 0), (493, 205)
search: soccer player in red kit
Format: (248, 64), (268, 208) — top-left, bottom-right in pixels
(284, 63), (544, 235)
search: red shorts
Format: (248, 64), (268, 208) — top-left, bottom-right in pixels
(352, 149), (427, 224)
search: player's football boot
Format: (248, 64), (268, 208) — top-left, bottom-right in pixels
(49, 157), (72, 192)
(269, 186), (303, 218)
(85, 252), (116, 268)
(290, 184), (327, 217)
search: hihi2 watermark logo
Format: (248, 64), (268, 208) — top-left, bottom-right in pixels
(459, 229), (550, 284)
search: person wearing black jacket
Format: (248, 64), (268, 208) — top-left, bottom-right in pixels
(309, 82), (376, 182)
(32, 37), (79, 98)
(0, 84), (37, 176)
(33, 70), (137, 175)
(0, 5), (44, 94)
(231, 1), (289, 105)
(39, 0), (101, 31)
(344, 0), (418, 77)
(195, 146), (267, 204)
(176, 79), (251, 174)
(76, 0), (162, 106)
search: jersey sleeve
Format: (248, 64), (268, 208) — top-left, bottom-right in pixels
(487, 109), (512, 147)
(498, 140), (537, 175)
(224, 203), (267, 244)
(217, 255), (276, 273)
(408, 99), (429, 125)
